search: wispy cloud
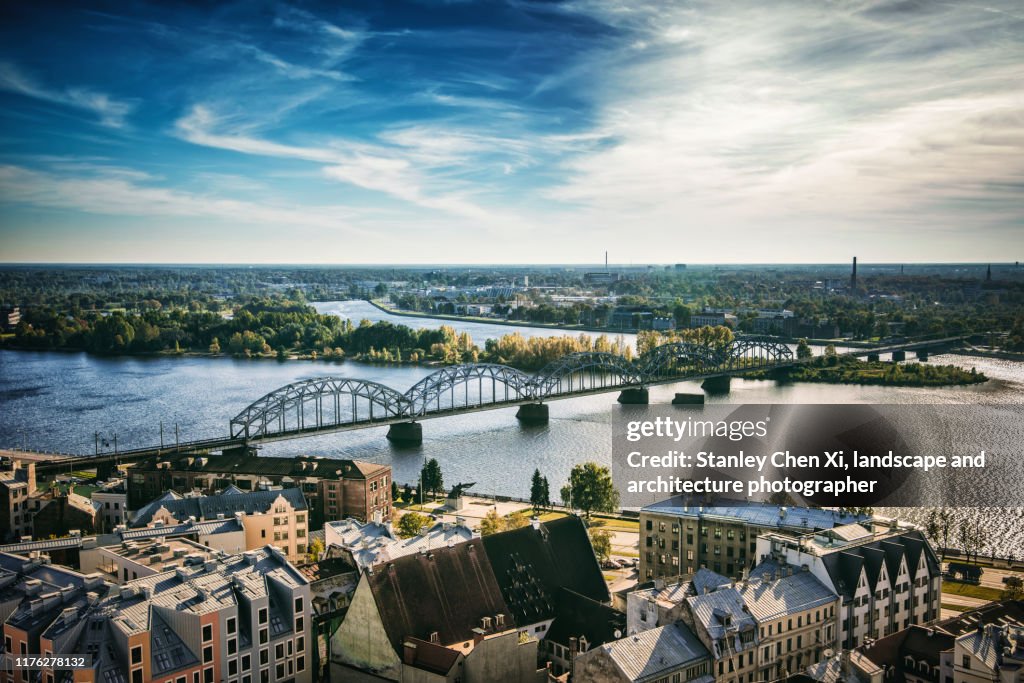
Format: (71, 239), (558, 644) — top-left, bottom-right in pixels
(0, 62), (133, 128)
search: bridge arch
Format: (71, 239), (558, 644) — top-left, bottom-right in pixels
(403, 364), (535, 417)
(638, 342), (722, 379)
(532, 352), (643, 398)
(725, 337), (795, 368)
(230, 377), (410, 439)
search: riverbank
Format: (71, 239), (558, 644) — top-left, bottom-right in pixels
(366, 299), (630, 335)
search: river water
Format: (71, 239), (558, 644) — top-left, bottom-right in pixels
(1, 300), (1021, 554)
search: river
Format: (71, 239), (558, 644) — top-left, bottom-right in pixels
(1, 300), (1021, 554)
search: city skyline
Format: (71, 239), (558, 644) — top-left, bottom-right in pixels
(1, 1), (1022, 264)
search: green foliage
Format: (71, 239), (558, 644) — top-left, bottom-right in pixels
(479, 509), (532, 536)
(421, 458), (444, 499)
(561, 462), (620, 519)
(396, 512), (431, 538)
(796, 339), (813, 360)
(530, 469), (551, 512)
(589, 527), (613, 563)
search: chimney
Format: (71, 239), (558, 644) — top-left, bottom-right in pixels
(530, 516), (540, 531)
(472, 627), (486, 645)
(851, 256), (858, 288)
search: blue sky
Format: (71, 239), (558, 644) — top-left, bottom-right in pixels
(0, 1), (1021, 263)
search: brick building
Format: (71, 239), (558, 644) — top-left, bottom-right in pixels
(125, 454), (390, 527)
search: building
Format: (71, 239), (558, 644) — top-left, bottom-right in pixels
(329, 515), (613, 682)
(849, 600), (1024, 683)
(0, 306), (19, 331)
(0, 461), (34, 542)
(126, 453), (391, 526)
(639, 498), (866, 581)
(0, 550), (110, 683)
(323, 516), (474, 570)
(757, 520), (942, 649)
(37, 545), (313, 683)
(30, 488), (99, 539)
(131, 486), (311, 561)
(691, 312), (738, 329)
(79, 535), (215, 584)
(573, 622), (713, 683)
(736, 564), (840, 680)
(683, 579), (761, 683)
(92, 478), (131, 532)
(330, 538), (546, 682)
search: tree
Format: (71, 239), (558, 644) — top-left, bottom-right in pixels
(306, 537), (324, 562)
(403, 483), (413, 503)
(561, 462), (620, 519)
(480, 509), (503, 536)
(421, 459), (444, 499)
(208, 337), (221, 354)
(480, 509), (532, 536)
(926, 509), (953, 560)
(1002, 576), (1024, 600)
(589, 527), (613, 564)
(530, 469), (547, 513)
(540, 476), (551, 511)
(396, 512), (431, 538)
(796, 339), (812, 360)
(391, 480), (400, 503)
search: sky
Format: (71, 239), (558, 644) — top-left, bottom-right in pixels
(0, 0), (1021, 264)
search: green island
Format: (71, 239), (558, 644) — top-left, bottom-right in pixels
(747, 351), (987, 387)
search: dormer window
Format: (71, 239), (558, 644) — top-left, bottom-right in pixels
(430, 632), (439, 643)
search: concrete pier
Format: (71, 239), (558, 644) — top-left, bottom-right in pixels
(916, 350), (929, 361)
(867, 353), (880, 362)
(617, 388), (649, 404)
(892, 350), (906, 362)
(701, 376), (732, 394)
(386, 422), (423, 446)
(516, 403), (549, 424)
(672, 393), (705, 405)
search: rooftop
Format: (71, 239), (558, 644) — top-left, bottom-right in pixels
(586, 622), (711, 683)
(132, 486), (307, 527)
(130, 453), (388, 480)
(642, 497), (865, 533)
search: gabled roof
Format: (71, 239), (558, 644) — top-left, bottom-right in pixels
(366, 538), (510, 654)
(820, 531), (938, 603)
(481, 516), (608, 626)
(583, 622), (711, 683)
(692, 568), (731, 596)
(132, 487), (306, 526)
(545, 587), (625, 650)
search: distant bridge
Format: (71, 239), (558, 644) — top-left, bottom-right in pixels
(29, 335), (964, 474)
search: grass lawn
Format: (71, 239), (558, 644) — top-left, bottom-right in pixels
(538, 511), (569, 522)
(942, 581), (1003, 602)
(73, 484), (98, 498)
(941, 604), (970, 613)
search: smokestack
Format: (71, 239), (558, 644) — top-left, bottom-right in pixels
(605, 251), (608, 270)
(851, 256), (858, 288)
(986, 264), (992, 282)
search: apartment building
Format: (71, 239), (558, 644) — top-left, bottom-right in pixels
(132, 486), (310, 561)
(639, 498), (866, 581)
(573, 622), (713, 683)
(79, 536), (215, 584)
(0, 551), (110, 683)
(0, 461), (35, 542)
(126, 454), (390, 526)
(756, 519), (942, 650)
(34, 545), (313, 683)
(92, 478), (131, 531)
(323, 516), (474, 569)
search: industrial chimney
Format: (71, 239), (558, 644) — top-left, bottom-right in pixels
(851, 256), (858, 288)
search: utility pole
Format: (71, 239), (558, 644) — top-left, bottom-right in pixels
(160, 421), (164, 450)
(95, 432), (99, 457)
(175, 423), (180, 451)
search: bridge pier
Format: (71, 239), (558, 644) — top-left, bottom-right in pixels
(387, 422), (423, 446)
(916, 350), (929, 361)
(96, 461), (116, 481)
(672, 393), (705, 405)
(892, 350), (906, 362)
(867, 353), (880, 362)
(617, 388), (649, 404)
(516, 403), (549, 424)
(701, 376), (731, 394)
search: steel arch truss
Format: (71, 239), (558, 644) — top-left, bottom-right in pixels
(403, 364), (535, 417)
(724, 337), (795, 368)
(638, 342), (722, 378)
(230, 377), (411, 439)
(532, 352), (643, 398)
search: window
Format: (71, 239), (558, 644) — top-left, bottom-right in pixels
(131, 646), (143, 665)
(132, 670), (143, 683)
(242, 655), (251, 671)
(276, 664), (285, 679)
(228, 639), (237, 655)
(962, 656), (971, 670)
(275, 644), (284, 659)
(260, 649), (269, 666)
(296, 656), (304, 672)
(260, 628), (268, 645)
(259, 608), (268, 624)
(202, 624), (213, 642)
(203, 646), (213, 664)
(227, 617), (237, 634)
(203, 668), (213, 683)
(228, 660), (238, 676)
(296, 617), (304, 632)
(296, 636), (304, 652)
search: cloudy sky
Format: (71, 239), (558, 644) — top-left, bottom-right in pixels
(0, 1), (1021, 264)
